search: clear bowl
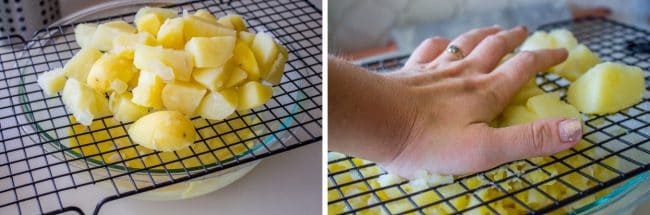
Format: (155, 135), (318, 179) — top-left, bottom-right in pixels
(18, 0), (300, 200)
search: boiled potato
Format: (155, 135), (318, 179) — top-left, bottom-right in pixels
(134, 7), (178, 36)
(251, 32), (279, 74)
(91, 21), (137, 51)
(232, 41), (260, 79)
(218, 14), (247, 32)
(86, 53), (137, 92)
(161, 82), (207, 115)
(197, 89), (238, 120)
(567, 62), (645, 114)
(548, 28), (578, 50)
(74, 24), (97, 48)
(133, 44), (193, 81)
(225, 67), (249, 88)
(263, 43), (288, 85)
(111, 32), (157, 59)
(157, 17), (185, 49)
(237, 81), (273, 110)
(185, 36), (236, 68)
(62, 79), (110, 126)
(192, 63), (232, 91)
(193, 9), (218, 23)
(128, 111), (196, 151)
(109, 92), (149, 123)
(238, 31), (255, 46)
(499, 105), (538, 127)
(550, 44), (601, 81)
(526, 92), (582, 120)
(520, 31), (556, 51)
(37, 67), (67, 95)
(131, 70), (165, 108)
(52, 7), (288, 137)
(183, 14), (236, 39)
(63, 47), (103, 81)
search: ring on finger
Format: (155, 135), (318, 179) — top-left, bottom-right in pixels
(446, 45), (465, 60)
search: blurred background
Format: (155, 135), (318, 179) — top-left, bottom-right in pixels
(329, 0), (650, 61)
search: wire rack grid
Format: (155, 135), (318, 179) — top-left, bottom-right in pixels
(0, 0), (322, 214)
(327, 17), (649, 215)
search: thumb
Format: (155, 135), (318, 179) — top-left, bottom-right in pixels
(484, 118), (582, 163)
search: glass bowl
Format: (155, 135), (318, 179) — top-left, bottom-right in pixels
(18, 0), (300, 200)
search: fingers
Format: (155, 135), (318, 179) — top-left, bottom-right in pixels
(489, 49), (568, 104)
(434, 26), (502, 63)
(467, 26), (528, 72)
(404, 37), (450, 68)
(477, 118), (582, 164)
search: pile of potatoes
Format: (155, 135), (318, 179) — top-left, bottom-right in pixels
(37, 7), (288, 151)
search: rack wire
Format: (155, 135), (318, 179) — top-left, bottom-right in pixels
(328, 17), (649, 214)
(0, 0), (321, 214)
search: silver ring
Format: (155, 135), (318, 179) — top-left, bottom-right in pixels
(446, 45), (465, 60)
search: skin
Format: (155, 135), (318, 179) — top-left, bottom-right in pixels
(329, 26), (583, 179)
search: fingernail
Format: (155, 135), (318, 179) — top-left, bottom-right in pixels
(559, 119), (582, 143)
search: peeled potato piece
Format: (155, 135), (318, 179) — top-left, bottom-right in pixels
(567, 62), (645, 114)
(197, 89), (238, 120)
(37, 67), (66, 96)
(128, 111), (196, 151)
(74, 24), (97, 49)
(237, 81), (273, 110)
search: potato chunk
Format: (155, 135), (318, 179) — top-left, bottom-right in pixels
(567, 62), (645, 114)
(134, 7), (178, 36)
(131, 71), (165, 108)
(548, 29), (578, 49)
(157, 17), (185, 50)
(237, 81), (273, 110)
(161, 82), (207, 115)
(111, 32), (157, 59)
(185, 36), (235, 68)
(251, 32), (279, 73)
(63, 47), (103, 81)
(232, 41), (260, 79)
(499, 105), (538, 127)
(526, 92), (581, 120)
(193, 9), (218, 24)
(133, 45), (193, 81)
(183, 15), (236, 39)
(218, 14), (247, 32)
(197, 89), (238, 120)
(520, 31), (556, 51)
(263, 43), (288, 85)
(238, 31), (255, 46)
(91, 21), (137, 51)
(109, 92), (149, 123)
(86, 53), (137, 92)
(192, 63), (232, 91)
(225, 67), (249, 88)
(128, 111), (196, 151)
(74, 24), (97, 48)
(62, 79), (110, 126)
(38, 68), (67, 96)
(550, 44), (601, 81)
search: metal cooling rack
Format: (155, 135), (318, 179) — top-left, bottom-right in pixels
(328, 17), (649, 214)
(0, 0), (321, 214)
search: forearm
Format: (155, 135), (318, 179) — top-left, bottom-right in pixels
(328, 56), (417, 163)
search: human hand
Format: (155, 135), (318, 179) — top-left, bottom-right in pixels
(374, 26), (581, 178)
